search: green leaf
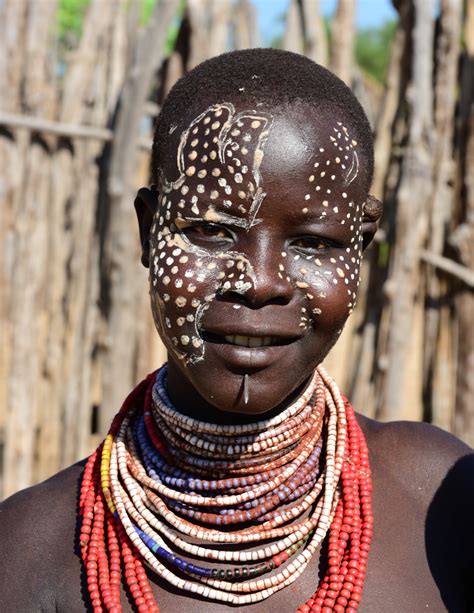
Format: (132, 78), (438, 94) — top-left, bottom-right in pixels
(355, 20), (397, 84)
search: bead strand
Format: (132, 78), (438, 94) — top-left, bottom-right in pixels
(109, 374), (342, 603)
(296, 381), (373, 613)
(78, 364), (373, 611)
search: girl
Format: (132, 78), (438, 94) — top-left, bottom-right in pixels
(1, 49), (472, 612)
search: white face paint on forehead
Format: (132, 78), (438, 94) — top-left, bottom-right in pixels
(332, 121), (359, 185)
(149, 103), (274, 365)
(161, 103), (273, 228)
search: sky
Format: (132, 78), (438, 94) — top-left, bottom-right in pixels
(255, 0), (397, 44)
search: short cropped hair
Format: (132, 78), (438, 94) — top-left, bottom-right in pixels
(152, 48), (373, 191)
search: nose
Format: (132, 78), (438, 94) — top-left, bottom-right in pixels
(232, 242), (294, 308)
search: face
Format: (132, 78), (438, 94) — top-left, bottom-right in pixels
(142, 100), (369, 418)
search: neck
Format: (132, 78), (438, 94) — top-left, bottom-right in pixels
(166, 357), (311, 426)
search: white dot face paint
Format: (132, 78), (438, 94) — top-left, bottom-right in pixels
(148, 102), (367, 408)
(282, 119), (364, 317)
(149, 102), (273, 364)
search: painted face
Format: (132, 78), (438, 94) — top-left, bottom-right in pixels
(148, 101), (367, 416)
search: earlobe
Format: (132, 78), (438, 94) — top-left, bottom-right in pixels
(134, 186), (158, 267)
(361, 194), (383, 251)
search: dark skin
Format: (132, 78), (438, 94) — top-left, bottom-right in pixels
(1, 101), (473, 612)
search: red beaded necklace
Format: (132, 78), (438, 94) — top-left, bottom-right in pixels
(79, 366), (373, 612)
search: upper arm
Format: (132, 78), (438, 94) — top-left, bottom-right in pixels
(364, 418), (474, 606)
(0, 464), (85, 610)
(0, 487), (51, 608)
(425, 451), (474, 607)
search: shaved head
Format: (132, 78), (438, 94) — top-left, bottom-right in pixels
(152, 48), (373, 194)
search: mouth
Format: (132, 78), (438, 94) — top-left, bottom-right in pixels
(202, 332), (299, 348)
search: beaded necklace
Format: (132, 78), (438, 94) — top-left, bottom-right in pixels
(79, 365), (373, 612)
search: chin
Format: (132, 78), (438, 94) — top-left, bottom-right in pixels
(190, 356), (315, 419)
(164, 326), (339, 423)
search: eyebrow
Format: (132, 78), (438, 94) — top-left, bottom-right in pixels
(176, 210), (251, 229)
(295, 202), (357, 217)
(291, 213), (356, 232)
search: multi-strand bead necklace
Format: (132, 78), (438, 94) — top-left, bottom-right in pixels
(79, 365), (373, 611)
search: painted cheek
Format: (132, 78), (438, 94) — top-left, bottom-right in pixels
(148, 102), (276, 364)
(150, 217), (257, 364)
(278, 225), (363, 324)
(150, 230), (212, 361)
(341, 201), (364, 314)
(292, 120), (364, 318)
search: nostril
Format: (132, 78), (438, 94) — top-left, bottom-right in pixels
(216, 285), (292, 308)
(216, 290), (251, 306)
(213, 244), (295, 307)
(241, 273), (294, 307)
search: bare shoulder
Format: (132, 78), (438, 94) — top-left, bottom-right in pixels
(358, 414), (472, 471)
(0, 460), (84, 529)
(358, 416), (474, 504)
(0, 461), (85, 611)
(359, 415), (474, 553)
(355, 417), (474, 609)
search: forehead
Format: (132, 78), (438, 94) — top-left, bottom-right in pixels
(159, 101), (366, 222)
(259, 104), (365, 203)
(159, 103), (270, 225)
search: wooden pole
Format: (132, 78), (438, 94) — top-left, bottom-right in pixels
(330, 0), (356, 85)
(371, 3), (411, 199)
(233, 0), (260, 50)
(424, 0), (462, 428)
(453, 0), (474, 445)
(300, 0), (328, 66)
(0, 110), (113, 141)
(100, 0), (180, 432)
(3, 0), (59, 496)
(0, 0), (29, 497)
(380, 0), (436, 421)
(283, 0), (304, 54)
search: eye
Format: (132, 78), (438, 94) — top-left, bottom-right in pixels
(292, 237), (333, 253)
(182, 222), (234, 243)
(194, 224), (230, 238)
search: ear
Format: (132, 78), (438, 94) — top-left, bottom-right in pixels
(134, 186), (158, 267)
(361, 194), (383, 251)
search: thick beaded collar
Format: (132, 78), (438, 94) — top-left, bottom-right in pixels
(79, 365), (373, 611)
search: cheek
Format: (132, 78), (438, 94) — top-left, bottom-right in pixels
(150, 242), (216, 359)
(149, 226), (256, 363)
(279, 246), (362, 328)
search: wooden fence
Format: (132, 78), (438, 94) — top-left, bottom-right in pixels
(1, 0), (472, 499)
